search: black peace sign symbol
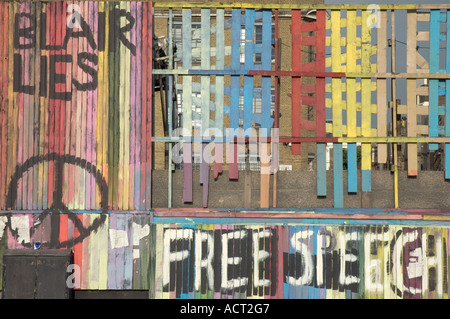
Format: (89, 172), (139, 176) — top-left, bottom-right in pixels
(6, 152), (108, 249)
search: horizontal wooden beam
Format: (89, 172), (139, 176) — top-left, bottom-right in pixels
(153, 136), (450, 144)
(340, 137), (450, 143)
(154, 69), (450, 79)
(153, 2), (420, 9)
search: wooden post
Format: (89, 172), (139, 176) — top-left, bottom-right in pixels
(406, 10), (418, 176)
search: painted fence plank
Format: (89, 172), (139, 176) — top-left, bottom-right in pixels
(316, 10), (327, 198)
(361, 10), (372, 194)
(200, 8), (210, 208)
(260, 9), (272, 209)
(376, 11), (388, 163)
(331, 10), (343, 208)
(346, 10), (357, 194)
(407, 10), (418, 176)
(182, 8), (193, 203)
(429, 10), (440, 151)
(214, 8), (225, 179)
(446, 10), (450, 180)
(228, 8), (240, 180)
(0, 3), (8, 210)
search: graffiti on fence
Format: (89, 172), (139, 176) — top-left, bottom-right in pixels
(1, 214), (449, 298)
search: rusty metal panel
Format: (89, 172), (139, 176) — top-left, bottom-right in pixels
(2, 249), (73, 299)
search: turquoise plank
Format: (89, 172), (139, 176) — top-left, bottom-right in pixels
(347, 143), (357, 193)
(429, 10), (440, 151)
(333, 143), (343, 208)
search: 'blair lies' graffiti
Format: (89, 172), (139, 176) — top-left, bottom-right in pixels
(13, 3), (136, 100)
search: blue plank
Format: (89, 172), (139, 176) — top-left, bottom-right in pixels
(429, 10), (440, 151)
(230, 9), (241, 133)
(333, 143), (343, 208)
(243, 9), (255, 133)
(261, 9), (272, 136)
(347, 143), (357, 193)
(317, 143), (327, 196)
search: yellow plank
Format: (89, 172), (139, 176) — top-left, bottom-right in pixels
(346, 10), (356, 138)
(331, 10), (342, 137)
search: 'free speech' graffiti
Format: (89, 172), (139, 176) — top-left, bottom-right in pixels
(162, 226), (448, 298)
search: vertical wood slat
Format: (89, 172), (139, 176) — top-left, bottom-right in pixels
(446, 10), (450, 179)
(228, 8), (240, 180)
(291, 9), (302, 156)
(316, 10), (327, 197)
(429, 10), (440, 151)
(63, 1), (71, 208)
(376, 11), (388, 164)
(200, 8), (210, 208)
(6, 1), (14, 210)
(260, 9), (271, 209)
(141, 1), (150, 209)
(214, 8), (224, 179)
(146, 1), (153, 210)
(182, 8), (193, 202)
(331, 10), (343, 208)
(361, 10), (372, 193)
(33, 1), (41, 210)
(133, 1), (143, 210)
(129, 1), (137, 210)
(346, 10), (357, 194)
(42, 1), (49, 210)
(16, 2), (25, 210)
(0, 2), (8, 210)
(407, 10), (418, 176)
(243, 9), (254, 133)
